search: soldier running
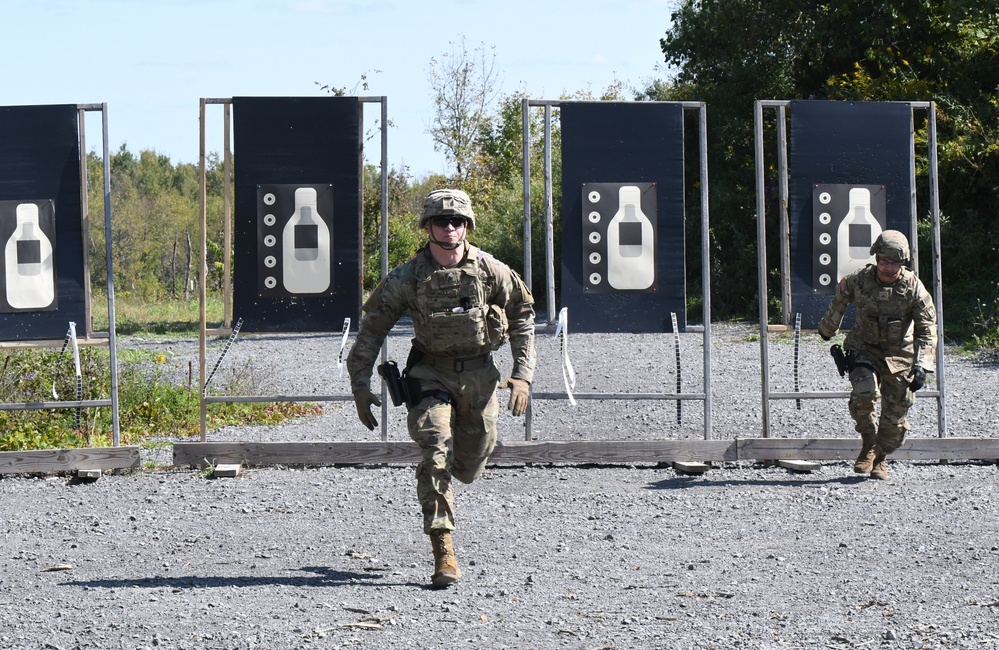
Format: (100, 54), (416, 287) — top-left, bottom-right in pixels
(819, 230), (937, 480)
(347, 188), (536, 587)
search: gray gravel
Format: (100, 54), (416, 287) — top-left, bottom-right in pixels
(2, 322), (998, 649)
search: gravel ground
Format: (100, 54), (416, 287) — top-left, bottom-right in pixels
(2, 322), (998, 649)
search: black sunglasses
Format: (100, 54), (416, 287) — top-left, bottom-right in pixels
(431, 216), (467, 229)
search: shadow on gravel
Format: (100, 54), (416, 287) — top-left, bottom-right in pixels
(60, 566), (423, 590)
(646, 475), (869, 490)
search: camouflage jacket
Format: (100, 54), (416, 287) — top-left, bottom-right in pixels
(347, 244), (536, 392)
(817, 265), (937, 375)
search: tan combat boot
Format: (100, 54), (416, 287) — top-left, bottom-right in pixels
(869, 452), (889, 480)
(429, 530), (461, 588)
(854, 433), (877, 474)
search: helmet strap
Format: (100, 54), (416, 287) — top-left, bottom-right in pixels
(428, 229), (466, 251)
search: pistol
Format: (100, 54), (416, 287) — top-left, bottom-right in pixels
(830, 344), (849, 377)
(377, 360), (409, 407)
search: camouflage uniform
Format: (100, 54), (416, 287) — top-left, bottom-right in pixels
(347, 243), (536, 533)
(818, 264), (936, 456)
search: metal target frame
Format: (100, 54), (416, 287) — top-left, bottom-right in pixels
(521, 99), (714, 444)
(752, 99), (968, 459)
(175, 99), (728, 470)
(195, 96), (388, 442)
(176, 99), (999, 470)
(0, 103), (130, 475)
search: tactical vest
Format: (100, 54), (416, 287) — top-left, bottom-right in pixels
(849, 269), (919, 350)
(410, 247), (508, 357)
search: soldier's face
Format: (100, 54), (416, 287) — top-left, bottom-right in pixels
(876, 256), (903, 283)
(426, 217), (467, 247)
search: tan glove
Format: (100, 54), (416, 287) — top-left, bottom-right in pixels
(353, 389), (381, 430)
(501, 378), (530, 417)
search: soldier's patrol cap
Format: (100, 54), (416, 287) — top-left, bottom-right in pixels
(420, 189), (476, 230)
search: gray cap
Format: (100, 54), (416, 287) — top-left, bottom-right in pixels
(420, 189), (476, 230)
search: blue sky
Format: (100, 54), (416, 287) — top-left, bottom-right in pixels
(5, 0), (674, 177)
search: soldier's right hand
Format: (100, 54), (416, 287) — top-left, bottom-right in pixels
(908, 365), (926, 392)
(353, 389), (381, 430)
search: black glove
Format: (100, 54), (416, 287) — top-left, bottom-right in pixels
(820, 332), (832, 342)
(353, 389), (381, 430)
(908, 365), (926, 392)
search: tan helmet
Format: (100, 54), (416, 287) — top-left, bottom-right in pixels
(870, 229), (910, 262)
(420, 189), (475, 230)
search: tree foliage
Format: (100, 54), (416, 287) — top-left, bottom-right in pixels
(87, 146), (227, 302)
(427, 37), (501, 182)
(82, 10), (999, 345)
(656, 0), (999, 342)
(358, 164), (434, 291)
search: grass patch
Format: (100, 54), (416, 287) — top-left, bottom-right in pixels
(0, 339), (320, 453)
(90, 293), (226, 336)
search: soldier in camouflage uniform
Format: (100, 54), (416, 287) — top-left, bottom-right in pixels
(818, 230), (936, 480)
(346, 189), (536, 588)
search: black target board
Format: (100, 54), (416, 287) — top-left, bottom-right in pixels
(232, 97), (361, 332)
(789, 100), (912, 328)
(0, 105), (85, 341)
(560, 102), (685, 333)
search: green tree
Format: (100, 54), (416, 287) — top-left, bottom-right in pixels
(657, 0), (999, 341)
(359, 163), (429, 292)
(87, 146), (226, 304)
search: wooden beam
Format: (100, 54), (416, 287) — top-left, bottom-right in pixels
(0, 447), (140, 475)
(174, 441), (423, 467)
(173, 440), (739, 468)
(492, 440), (736, 464)
(174, 437), (999, 469)
(737, 438), (857, 460)
(888, 437), (999, 461)
(736, 437), (999, 461)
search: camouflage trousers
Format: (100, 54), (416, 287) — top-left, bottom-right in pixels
(405, 360), (501, 534)
(847, 352), (915, 455)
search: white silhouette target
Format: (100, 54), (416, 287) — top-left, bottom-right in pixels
(256, 184), (334, 297)
(812, 184), (886, 293)
(1, 200), (57, 312)
(581, 182), (657, 293)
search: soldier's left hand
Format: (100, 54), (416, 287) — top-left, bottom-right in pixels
(352, 389), (381, 430)
(908, 365), (926, 391)
(501, 378), (530, 416)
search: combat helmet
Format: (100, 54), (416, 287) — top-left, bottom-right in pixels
(420, 189), (476, 230)
(869, 230), (910, 262)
